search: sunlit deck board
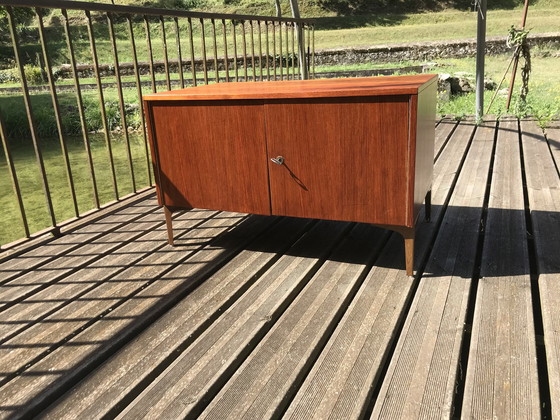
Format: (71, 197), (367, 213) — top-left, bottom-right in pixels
(0, 119), (558, 419)
(40, 216), (315, 419)
(433, 117), (458, 160)
(115, 220), (351, 419)
(521, 119), (560, 418)
(371, 119), (495, 419)
(0, 210), (276, 417)
(0, 190), (157, 280)
(546, 122), (560, 168)
(198, 223), (390, 420)
(462, 117), (540, 418)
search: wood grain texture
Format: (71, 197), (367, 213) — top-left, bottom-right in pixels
(143, 75), (438, 102)
(116, 220), (349, 419)
(433, 118), (458, 159)
(462, 117), (540, 419)
(265, 96), (411, 226)
(520, 119), (560, 419)
(39, 217), (312, 420)
(149, 100), (271, 215)
(199, 224), (389, 420)
(545, 122), (560, 169)
(0, 212), (274, 419)
(372, 120), (494, 419)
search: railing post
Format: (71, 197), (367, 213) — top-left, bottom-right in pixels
(62, 9), (100, 208)
(288, 0), (308, 80)
(6, 6), (57, 228)
(36, 7), (79, 218)
(0, 112), (30, 239)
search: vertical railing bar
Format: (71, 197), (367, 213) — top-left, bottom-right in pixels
(6, 7), (57, 228)
(285, 21), (290, 79)
(108, 12), (136, 193)
(272, 21), (277, 80)
(265, 21), (270, 81)
(85, 9), (119, 200)
(187, 17), (197, 87)
(160, 15), (171, 90)
(211, 19), (219, 83)
(232, 20), (239, 82)
(0, 113), (30, 238)
(306, 23), (311, 77)
(278, 22), (283, 80)
(36, 7), (79, 218)
(144, 16), (157, 93)
(290, 23), (299, 80)
(312, 24), (315, 78)
(241, 21), (248, 82)
(200, 18), (209, 84)
(249, 20), (256, 82)
(257, 20), (263, 81)
(62, 9), (99, 208)
(127, 15), (152, 186)
(221, 19), (229, 83)
(174, 17), (185, 89)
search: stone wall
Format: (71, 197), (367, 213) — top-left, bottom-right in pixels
(313, 32), (560, 66)
(51, 32), (560, 80)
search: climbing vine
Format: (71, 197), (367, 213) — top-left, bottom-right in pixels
(507, 25), (531, 111)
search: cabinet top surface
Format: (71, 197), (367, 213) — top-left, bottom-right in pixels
(143, 74), (438, 102)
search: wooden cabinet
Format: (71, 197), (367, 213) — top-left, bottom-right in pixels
(144, 75), (438, 275)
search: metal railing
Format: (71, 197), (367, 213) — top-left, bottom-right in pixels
(0, 0), (315, 250)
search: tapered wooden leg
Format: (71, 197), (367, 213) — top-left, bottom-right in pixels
(402, 229), (415, 276)
(425, 189), (432, 222)
(164, 205), (174, 246)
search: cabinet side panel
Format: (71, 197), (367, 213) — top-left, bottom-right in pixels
(412, 81), (437, 224)
(266, 96), (410, 226)
(144, 101), (164, 206)
(150, 100), (271, 215)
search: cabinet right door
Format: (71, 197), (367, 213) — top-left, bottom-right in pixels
(265, 95), (411, 226)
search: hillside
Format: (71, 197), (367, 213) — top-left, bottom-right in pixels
(75, 0), (560, 19)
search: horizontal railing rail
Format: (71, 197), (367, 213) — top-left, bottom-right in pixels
(0, 0), (315, 251)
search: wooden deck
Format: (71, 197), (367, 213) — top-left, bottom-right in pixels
(0, 117), (559, 419)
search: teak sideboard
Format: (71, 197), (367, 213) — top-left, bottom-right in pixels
(143, 75), (438, 275)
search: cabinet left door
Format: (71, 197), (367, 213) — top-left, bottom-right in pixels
(147, 99), (271, 215)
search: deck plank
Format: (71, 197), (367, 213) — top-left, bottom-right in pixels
(462, 117), (540, 418)
(200, 223), (390, 420)
(434, 117), (458, 160)
(283, 119), (476, 419)
(39, 216), (314, 419)
(0, 196), (158, 282)
(545, 122), (560, 168)
(520, 119), (560, 418)
(0, 200), (162, 308)
(115, 220), (350, 419)
(0, 208), (215, 344)
(371, 119), (496, 419)
(0, 211), (273, 418)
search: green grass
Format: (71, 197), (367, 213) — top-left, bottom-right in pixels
(313, 7), (560, 49)
(0, 88), (144, 138)
(435, 54), (560, 120)
(0, 132), (152, 245)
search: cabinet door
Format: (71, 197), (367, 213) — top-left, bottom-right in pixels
(265, 96), (411, 226)
(150, 100), (271, 215)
